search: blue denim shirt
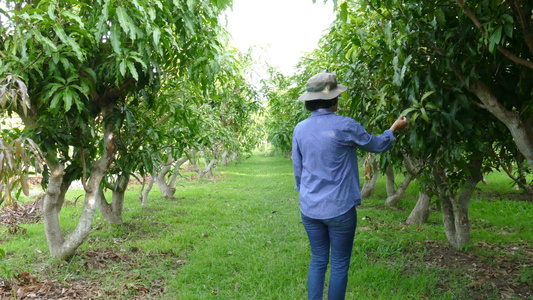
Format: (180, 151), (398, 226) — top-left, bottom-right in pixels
(292, 109), (395, 219)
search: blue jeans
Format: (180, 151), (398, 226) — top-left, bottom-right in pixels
(301, 206), (357, 300)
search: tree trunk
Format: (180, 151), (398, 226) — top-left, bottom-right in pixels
(472, 82), (533, 171)
(156, 155), (189, 199)
(156, 155), (175, 199)
(42, 163), (68, 256)
(386, 165), (395, 197)
(406, 192), (432, 225)
(42, 105), (116, 260)
(384, 172), (414, 206)
(384, 154), (421, 206)
(361, 154), (378, 198)
(221, 149), (229, 166)
(191, 144), (220, 180)
(432, 158), (483, 249)
(44, 157), (110, 259)
(192, 157), (217, 180)
(141, 175), (156, 209)
(97, 173), (129, 225)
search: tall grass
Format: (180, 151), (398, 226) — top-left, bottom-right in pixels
(1, 152), (532, 299)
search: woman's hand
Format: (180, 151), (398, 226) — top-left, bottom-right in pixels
(390, 116), (408, 133)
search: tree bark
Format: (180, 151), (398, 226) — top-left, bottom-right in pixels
(191, 144), (220, 180)
(384, 172), (414, 206)
(406, 192), (432, 225)
(384, 154), (421, 206)
(141, 175), (156, 210)
(97, 173), (129, 225)
(156, 154), (174, 198)
(432, 158), (483, 249)
(42, 105), (116, 260)
(221, 149), (229, 166)
(471, 82), (533, 171)
(385, 165), (395, 197)
(156, 155), (188, 199)
(192, 156), (217, 180)
(42, 163), (68, 256)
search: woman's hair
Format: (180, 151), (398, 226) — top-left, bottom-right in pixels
(305, 97), (338, 111)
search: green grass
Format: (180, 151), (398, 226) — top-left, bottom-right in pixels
(1, 152), (532, 299)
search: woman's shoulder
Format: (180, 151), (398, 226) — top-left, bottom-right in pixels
(334, 114), (361, 126)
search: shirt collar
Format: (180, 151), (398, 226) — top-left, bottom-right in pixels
(311, 108), (334, 117)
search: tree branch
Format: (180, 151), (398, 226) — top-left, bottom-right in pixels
(101, 78), (136, 102)
(20, 52), (43, 73)
(363, 0), (393, 21)
(492, 147), (516, 178)
(456, 0), (533, 71)
(469, 99), (486, 109)
(506, 0), (533, 53)
(154, 114), (171, 127)
(81, 148), (88, 191)
(496, 44), (533, 70)
(428, 45), (469, 87)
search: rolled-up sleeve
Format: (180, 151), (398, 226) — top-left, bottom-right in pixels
(344, 120), (395, 153)
(292, 129), (302, 191)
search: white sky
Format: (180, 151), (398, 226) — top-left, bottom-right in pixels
(224, 0), (334, 75)
(0, 1), (334, 75)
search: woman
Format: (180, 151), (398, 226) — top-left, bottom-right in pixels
(292, 73), (408, 300)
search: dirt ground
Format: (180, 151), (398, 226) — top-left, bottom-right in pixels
(415, 240), (532, 299)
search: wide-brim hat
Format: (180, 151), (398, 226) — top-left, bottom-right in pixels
(298, 73), (347, 102)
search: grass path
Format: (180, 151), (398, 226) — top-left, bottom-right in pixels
(1, 152), (532, 299)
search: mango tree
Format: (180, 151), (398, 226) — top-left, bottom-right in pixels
(141, 49), (261, 201)
(310, 0), (529, 248)
(263, 68), (311, 156)
(0, 0), (231, 259)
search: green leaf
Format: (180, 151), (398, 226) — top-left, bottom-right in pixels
(53, 24), (70, 45)
(504, 24), (513, 38)
(31, 29), (57, 52)
(184, 17), (196, 35)
(110, 24), (122, 54)
(501, 14), (513, 23)
(401, 107), (417, 116)
(148, 7), (156, 21)
(420, 91), (434, 103)
(435, 9), (445, 24)
(50, 92), (62, 110)
(420, 107), (429, 123)
(61, 10), (84, 28)
(489, 26), (502, 52)
(340, 2), (348, 23)
(425, 103), (440, 110)
(153, 27), (161, 46)
(411, 111), (419, 124)
(187, 0), (196, 11)
(44, 83), (63, 100)
(82, 67), (97, 82)
(119, 60), (127, 76)
(116, 6), (137, 40)
(127, 61), (139, 81)
(47, 3), (56, 20)
(64, 88), (73, 111)
(52, 24), (84, 60)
